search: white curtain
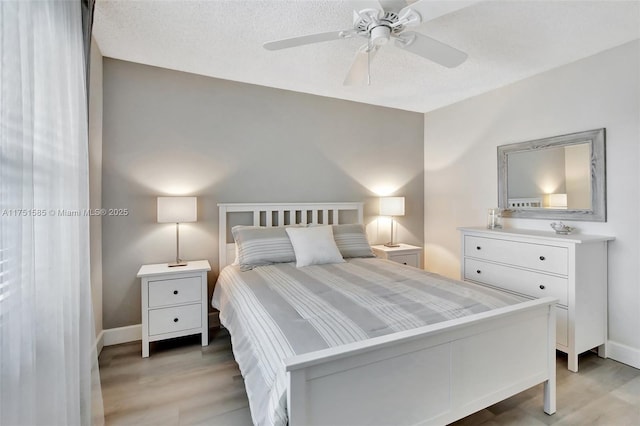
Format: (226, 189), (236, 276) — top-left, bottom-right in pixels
(0, 1), (104, 425)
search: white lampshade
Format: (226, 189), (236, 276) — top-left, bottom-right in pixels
(548, 193), (568, 208)
(379, 197), (405, 216)
(157, 197), (197, 223)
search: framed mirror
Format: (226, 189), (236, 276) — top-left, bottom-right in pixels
(498, 128), (606, 221)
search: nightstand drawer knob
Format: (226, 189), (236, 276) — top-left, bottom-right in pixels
(476, 246), (481, 250)
(403, 262), (407, 265)
(539, 256), (546, 261)
(173, 318), (179, 323)
(173, 290), (178, 295)
(476, 269), (481, 274)
(539, 285), (545, 290)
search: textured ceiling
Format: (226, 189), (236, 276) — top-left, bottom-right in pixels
(93, 0), (640, 113)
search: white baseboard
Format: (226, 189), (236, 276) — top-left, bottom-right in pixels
(608, 341), (640, 369)
(103, 324), (142, 346)
(102, 312), (221, 347)
(96, 330), (105, 356)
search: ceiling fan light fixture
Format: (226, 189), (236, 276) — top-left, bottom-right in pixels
(371, 25), (391, 45)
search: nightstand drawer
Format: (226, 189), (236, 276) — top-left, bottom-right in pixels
(464, 258), (568, 306)
(148, 304), (202, 336)
(389, 253), (419, 268)
(464, 235), (568, 275)
(148, 276), (202, 308)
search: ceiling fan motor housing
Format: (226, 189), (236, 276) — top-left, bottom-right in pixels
(353, 9), (405, 45)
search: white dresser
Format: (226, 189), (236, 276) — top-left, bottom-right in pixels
(459, 227), (613, 372)
(137, 260), (211, 358)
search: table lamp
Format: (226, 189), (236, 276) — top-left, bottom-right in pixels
(379, 196), (405, 247)
(157, 196), (197, 267)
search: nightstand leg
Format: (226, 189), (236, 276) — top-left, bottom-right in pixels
(142, 337), (149, 358)
(202, 328), (208, 346)
(568, 352), (578, 372)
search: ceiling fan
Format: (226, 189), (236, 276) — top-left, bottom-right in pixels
(263, 0), (477, 85)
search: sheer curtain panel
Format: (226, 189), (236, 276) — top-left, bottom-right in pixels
(0, 1), (104, 425)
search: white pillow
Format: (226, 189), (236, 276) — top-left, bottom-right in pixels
(285, 225), (345, 268)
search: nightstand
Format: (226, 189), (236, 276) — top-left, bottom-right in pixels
(371, 244), (422, 268)
(137, 260), (211, 358)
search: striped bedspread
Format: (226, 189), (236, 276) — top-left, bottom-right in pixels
(211, 258), (525, 426)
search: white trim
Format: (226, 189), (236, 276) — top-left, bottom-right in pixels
(103, 324), (142, 346)
(101, 312), (220, 348)
(608, 340), (640, 369)
(95, 330), (105, 355)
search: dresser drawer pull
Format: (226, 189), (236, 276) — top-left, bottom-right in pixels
(173, 318), (179, 323)
(476, 269), (481, 274)
(403, 262), (407, 265)
(173, 290), (179, 295)
(539, 256), (546, 261)
(476, 246), (481, 250)
(539, 285), (545, 290)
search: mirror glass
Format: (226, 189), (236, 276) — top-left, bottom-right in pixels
(498, 129), (606, 221)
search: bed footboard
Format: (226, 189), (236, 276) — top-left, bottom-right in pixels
(286, 297), (556, 425)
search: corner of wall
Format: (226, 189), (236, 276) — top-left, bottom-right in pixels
(89, 36), (104, 340)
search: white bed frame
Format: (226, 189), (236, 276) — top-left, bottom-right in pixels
(218, 202), (556, 425)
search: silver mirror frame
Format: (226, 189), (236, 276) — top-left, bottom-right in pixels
(498, 128), (606, 222)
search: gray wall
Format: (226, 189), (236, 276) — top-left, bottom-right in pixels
(424, 40), (639, 366)
(102, 58), (424, 329)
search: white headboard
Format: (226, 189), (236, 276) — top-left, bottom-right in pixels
(218, 202), (364, 269)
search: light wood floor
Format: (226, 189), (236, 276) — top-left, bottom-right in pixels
(99, 328), (640, 425)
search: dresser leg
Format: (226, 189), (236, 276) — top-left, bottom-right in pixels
(201, 329), (208, 347)
(568, 352), (578, 372)
(597, 343), (608, 358)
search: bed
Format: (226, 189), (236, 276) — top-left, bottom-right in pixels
(213, 202), (556, 426)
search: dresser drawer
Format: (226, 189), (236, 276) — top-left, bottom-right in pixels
(148, 303), (202, 336)
(148, 276), (202, 308)
(465, 258), (568, 306)
(465, 235), (568, 275)
(389, 253), (419, 268)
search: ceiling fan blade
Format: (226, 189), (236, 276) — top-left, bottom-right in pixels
(263, 30), (354, 51)
(399, 0), (480, 24)
(378, 0), (410, 13)
(395, 32), (467, 68)
(344, 46), (379, 85)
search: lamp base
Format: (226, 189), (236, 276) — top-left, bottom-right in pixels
(168, 261), (188, 267)
(384, 243), (400, 248)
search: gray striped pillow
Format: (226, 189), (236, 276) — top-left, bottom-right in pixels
(332, 224), (375, 258)
(232, 226), (298, 271)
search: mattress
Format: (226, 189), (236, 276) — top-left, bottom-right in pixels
(211, 258), (525, 426)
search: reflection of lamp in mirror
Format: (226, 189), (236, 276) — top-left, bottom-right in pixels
(157, 196), (197, 267)
(548, 193), (568, 209)
(379, 197), (405, 247)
